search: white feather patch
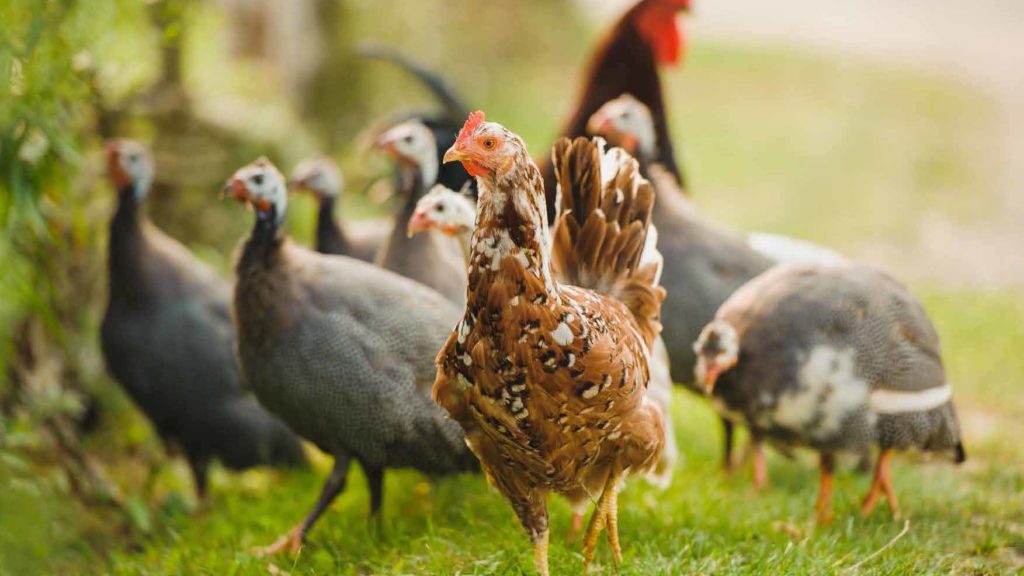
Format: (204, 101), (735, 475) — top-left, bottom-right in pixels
(550, 322), (574, 345)
(773, 345), (868, 440)
(869, 384), (953, 414)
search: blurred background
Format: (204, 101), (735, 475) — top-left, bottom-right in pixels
(1, 0), (1022, 573)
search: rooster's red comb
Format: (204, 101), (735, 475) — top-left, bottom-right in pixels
(456, 110), (486, 148)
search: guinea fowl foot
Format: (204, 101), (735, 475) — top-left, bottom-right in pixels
(567, 512), (584, 543)
(816, 453), (836, 525)
(532, 529), (550, 576)
(253, 525), (304, 557)
(752, 442), (769, 491)
(860, 450), (901, 519)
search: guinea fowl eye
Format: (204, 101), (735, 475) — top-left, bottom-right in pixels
(252, 173), (264, 186)
(435, 204), (445, 213)
(404, 136), (414, 144)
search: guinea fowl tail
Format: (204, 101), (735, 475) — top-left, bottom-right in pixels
(209, 398), (308, 471)
(356, 43), (469, 122)
(550, 136), (665, 346)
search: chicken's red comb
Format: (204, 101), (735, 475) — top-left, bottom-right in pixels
(456, 110), (486, 148)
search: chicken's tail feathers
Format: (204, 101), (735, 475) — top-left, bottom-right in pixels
(550, 136), (665, 344)
(356, 43), (469, 122)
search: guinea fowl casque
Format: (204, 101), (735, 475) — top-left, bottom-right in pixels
(288, 157), (388, 262)
(435, 112), (666, 575)
(409, 184), (679, 496)
(539, 0), (691, 223)
(694, 262), (966, 524)
(373, 120), (468, 306)
(100, 140), (306, 498)
(224, 157), (478, 555)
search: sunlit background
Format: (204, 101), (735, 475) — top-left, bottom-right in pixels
(1, 0), (1022, 573)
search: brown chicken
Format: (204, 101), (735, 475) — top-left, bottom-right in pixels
(435, 112), (666, 575)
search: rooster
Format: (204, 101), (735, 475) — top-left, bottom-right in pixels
(540, 0), (690, 221)
(435, 111), (665, 575)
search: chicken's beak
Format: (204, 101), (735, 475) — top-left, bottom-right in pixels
(407, 209), (431, 238)
(442, 145), (465, 165)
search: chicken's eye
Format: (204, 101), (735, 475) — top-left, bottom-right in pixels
(482, 138), (496, 150)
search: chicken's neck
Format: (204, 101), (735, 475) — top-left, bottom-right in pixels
(467, 160), (557, 310)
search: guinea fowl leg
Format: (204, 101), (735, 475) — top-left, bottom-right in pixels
(721, 418), (735, 472)
(751, 440), (769, 491)
(188, 454), (210, 501)
(567, 511), (584, 543)
(861, 449), (900, 519)
(255, 455), (351, 556)
(364, 464), (384, 533)
(582, 468), (624, 567)
(816, 452), (836, 525)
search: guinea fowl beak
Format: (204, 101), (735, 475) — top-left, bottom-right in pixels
(702, 364), (721, 395)
(373, 134), (399, 157)
(222, 178), (249, 203)
(407, 209), (431, 238)
(586, 113), (613, 137)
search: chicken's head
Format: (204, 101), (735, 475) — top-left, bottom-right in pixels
(443, 111), (525, 183)
(374, 120), (438, 187)
(587, 94), (656, 160)
(223, 157), (288, 225)
(105, 139), (154, 199)
(694, 320), (739, 394)
(289, 158), (343, 201)
(633, 0), (691, 67)
(407, 184), (477, 238)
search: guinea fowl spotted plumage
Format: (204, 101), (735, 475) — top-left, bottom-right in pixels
(288, 157), (388, 262)
(695, 262), (966, 524)
(224, 157), (477, 556)
(373, 120), (468, 306)
(435, 112), (665, 575)
(100, 140), (306, 498)
(539, 0), (691, 223)
(409, 184), (679, 495)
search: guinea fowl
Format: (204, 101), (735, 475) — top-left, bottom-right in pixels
(588, 94), (846, 267)
(436, 113), (666, 575)
(288, 157), (388, 262)
(100, 140), (306, 498)
(224, 157), (477, 555)
(695, 262), (966, 524)
(409, 184), (678, 494)
(373, 120), (468, 306)
(539, 0), (691, 222)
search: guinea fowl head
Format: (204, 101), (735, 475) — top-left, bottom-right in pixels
(443, 111), (529, 186)
(105, 139), (154, 199)
(587, 94), (657, 160)
(632, 0), (691, 67)
(407, 184), (477, 238)
(288, 158), (343, 201)
(374, 120), (439, 188)
(223, 157), (288, 225)
(694, 320), (740, 394)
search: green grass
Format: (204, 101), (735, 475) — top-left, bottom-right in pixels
(10, 28), (1024, 576)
